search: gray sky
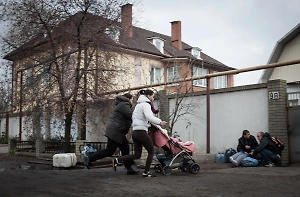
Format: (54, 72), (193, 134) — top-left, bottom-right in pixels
(132, 0), (300, 86)
(1, 1), (299, 86)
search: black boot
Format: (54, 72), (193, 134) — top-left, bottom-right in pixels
(84, 156), (91, 169)
(127, 167), (139, 175)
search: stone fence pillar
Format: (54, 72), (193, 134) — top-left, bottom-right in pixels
(267, 79), (288, 166)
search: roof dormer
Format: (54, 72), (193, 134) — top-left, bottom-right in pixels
(147, 37), (165, 54)
(105, 27), (120, 43)
(191, 47), (202, 59)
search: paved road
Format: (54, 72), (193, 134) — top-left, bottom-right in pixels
(0, 156), (299, 197)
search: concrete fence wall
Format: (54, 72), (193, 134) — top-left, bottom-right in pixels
(157, 79), (288, 165)
(0, 79), (290, 165)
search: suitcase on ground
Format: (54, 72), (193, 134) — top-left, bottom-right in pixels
(53, 153), (77, 167)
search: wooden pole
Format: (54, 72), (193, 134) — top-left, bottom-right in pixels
(101, 59), (300, 95)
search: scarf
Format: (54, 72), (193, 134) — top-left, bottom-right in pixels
(147, 101), (159, 114)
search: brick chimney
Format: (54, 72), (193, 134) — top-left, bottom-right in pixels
(121, 3), (133, 38)
(171, 21), (182, 50)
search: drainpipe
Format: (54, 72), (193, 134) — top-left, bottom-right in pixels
(206, 77), (211, 154)
(6, 112), (9, 140)
(19, 72), (23, 141)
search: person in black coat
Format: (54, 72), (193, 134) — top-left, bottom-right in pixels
(249, 131), (281, 167)
(229, 130), (258, 166)
(237, 131), (259, 154)
(84, 93), (139, 175)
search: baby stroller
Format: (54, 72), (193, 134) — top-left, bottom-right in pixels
(149, 124), (200, 175)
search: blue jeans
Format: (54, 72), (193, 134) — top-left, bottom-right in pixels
(259, 149), (279, 164)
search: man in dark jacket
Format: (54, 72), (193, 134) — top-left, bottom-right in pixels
(229, 130), (258, 166)
(250, 131), (281, 167)
(84, 93), (139, 175)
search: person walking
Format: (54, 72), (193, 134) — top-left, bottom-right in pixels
(112, 89), (167, 177)
(84, 93), (139, 175)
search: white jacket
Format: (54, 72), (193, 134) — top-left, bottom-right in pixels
(132, 95), (161, 131)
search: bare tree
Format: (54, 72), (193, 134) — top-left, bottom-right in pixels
(0, 60), (12, 112)
(163, 60), (205, 138)
(0, 0), (130, 148)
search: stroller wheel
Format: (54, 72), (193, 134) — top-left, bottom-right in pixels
(188, 163), (200, 174)
(162, 166), (172, 176)
(180, 163), (190, 172)
(154, 164), (162, 173)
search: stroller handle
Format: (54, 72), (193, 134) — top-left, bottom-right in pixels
(151, 124), (169, 136)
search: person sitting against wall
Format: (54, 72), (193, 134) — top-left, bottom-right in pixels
(249, 131), (281, 167)
(229, 130), (259, 166)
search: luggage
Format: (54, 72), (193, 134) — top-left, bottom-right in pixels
(225, 148), (237, 163)
(53, 153), (77, 168)
(81, 144), (97, 157)
(241, 156), (259, 167)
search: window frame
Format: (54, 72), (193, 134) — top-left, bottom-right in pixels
(147, 37), (165, 54)
(214, 72), (228, 89)
(191, 47), (201, 59)
(192, 67), (208, 87)
(167, 66), (180, 84)
(24, 68), (33, 86)
(153, 38), (164, 53)
(150, 67), (163, 84)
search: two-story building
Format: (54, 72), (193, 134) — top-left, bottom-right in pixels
(118, 4), (235, 93)
(3, 3), (235, 140)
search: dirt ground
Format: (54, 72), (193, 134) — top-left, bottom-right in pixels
(1, 154), (300, 197)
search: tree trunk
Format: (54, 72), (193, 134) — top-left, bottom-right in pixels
(64, 109), (73, 152)
(44, 110), (51, 140)
(80, 48), (88, 140)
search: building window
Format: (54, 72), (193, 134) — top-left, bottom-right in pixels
(150, 67), (162, 84)
(105, 27), (120, 43)
(147, 37), (165, 53)
(288, 92), (300, 106)
(41, 65), (51, 85)
(167, 66), (179, 82)
(24, 68), (33, 86)
(288, 99), (299, 106)
(191, 47), (201, 59)
(153, 38), (164, 53)
(193, 67), (208, 86)
(214, 72), (227, 89)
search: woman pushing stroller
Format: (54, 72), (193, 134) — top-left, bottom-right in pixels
(112, 89), (167, 177)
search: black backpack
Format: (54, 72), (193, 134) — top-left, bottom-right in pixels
(224, 148), (237, 163)
(271, 137), (285, 151)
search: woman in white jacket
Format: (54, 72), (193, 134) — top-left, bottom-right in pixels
(112, 89), (167, 177)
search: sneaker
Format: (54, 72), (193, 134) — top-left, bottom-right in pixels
(277, 154), (281, 160)
(143, 172), (157, 178)
(264, 163), (275, 167)
(112, 158), (118, 171)
(229, 157), (238, 167)
(84, 156), (90, 169)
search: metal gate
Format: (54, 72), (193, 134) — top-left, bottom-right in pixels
(288, 106), (300, 163)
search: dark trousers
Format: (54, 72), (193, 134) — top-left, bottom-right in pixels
(117, 130), (154, 173)
(88, 138), (134, 169)
(260, 149), (280, 164)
